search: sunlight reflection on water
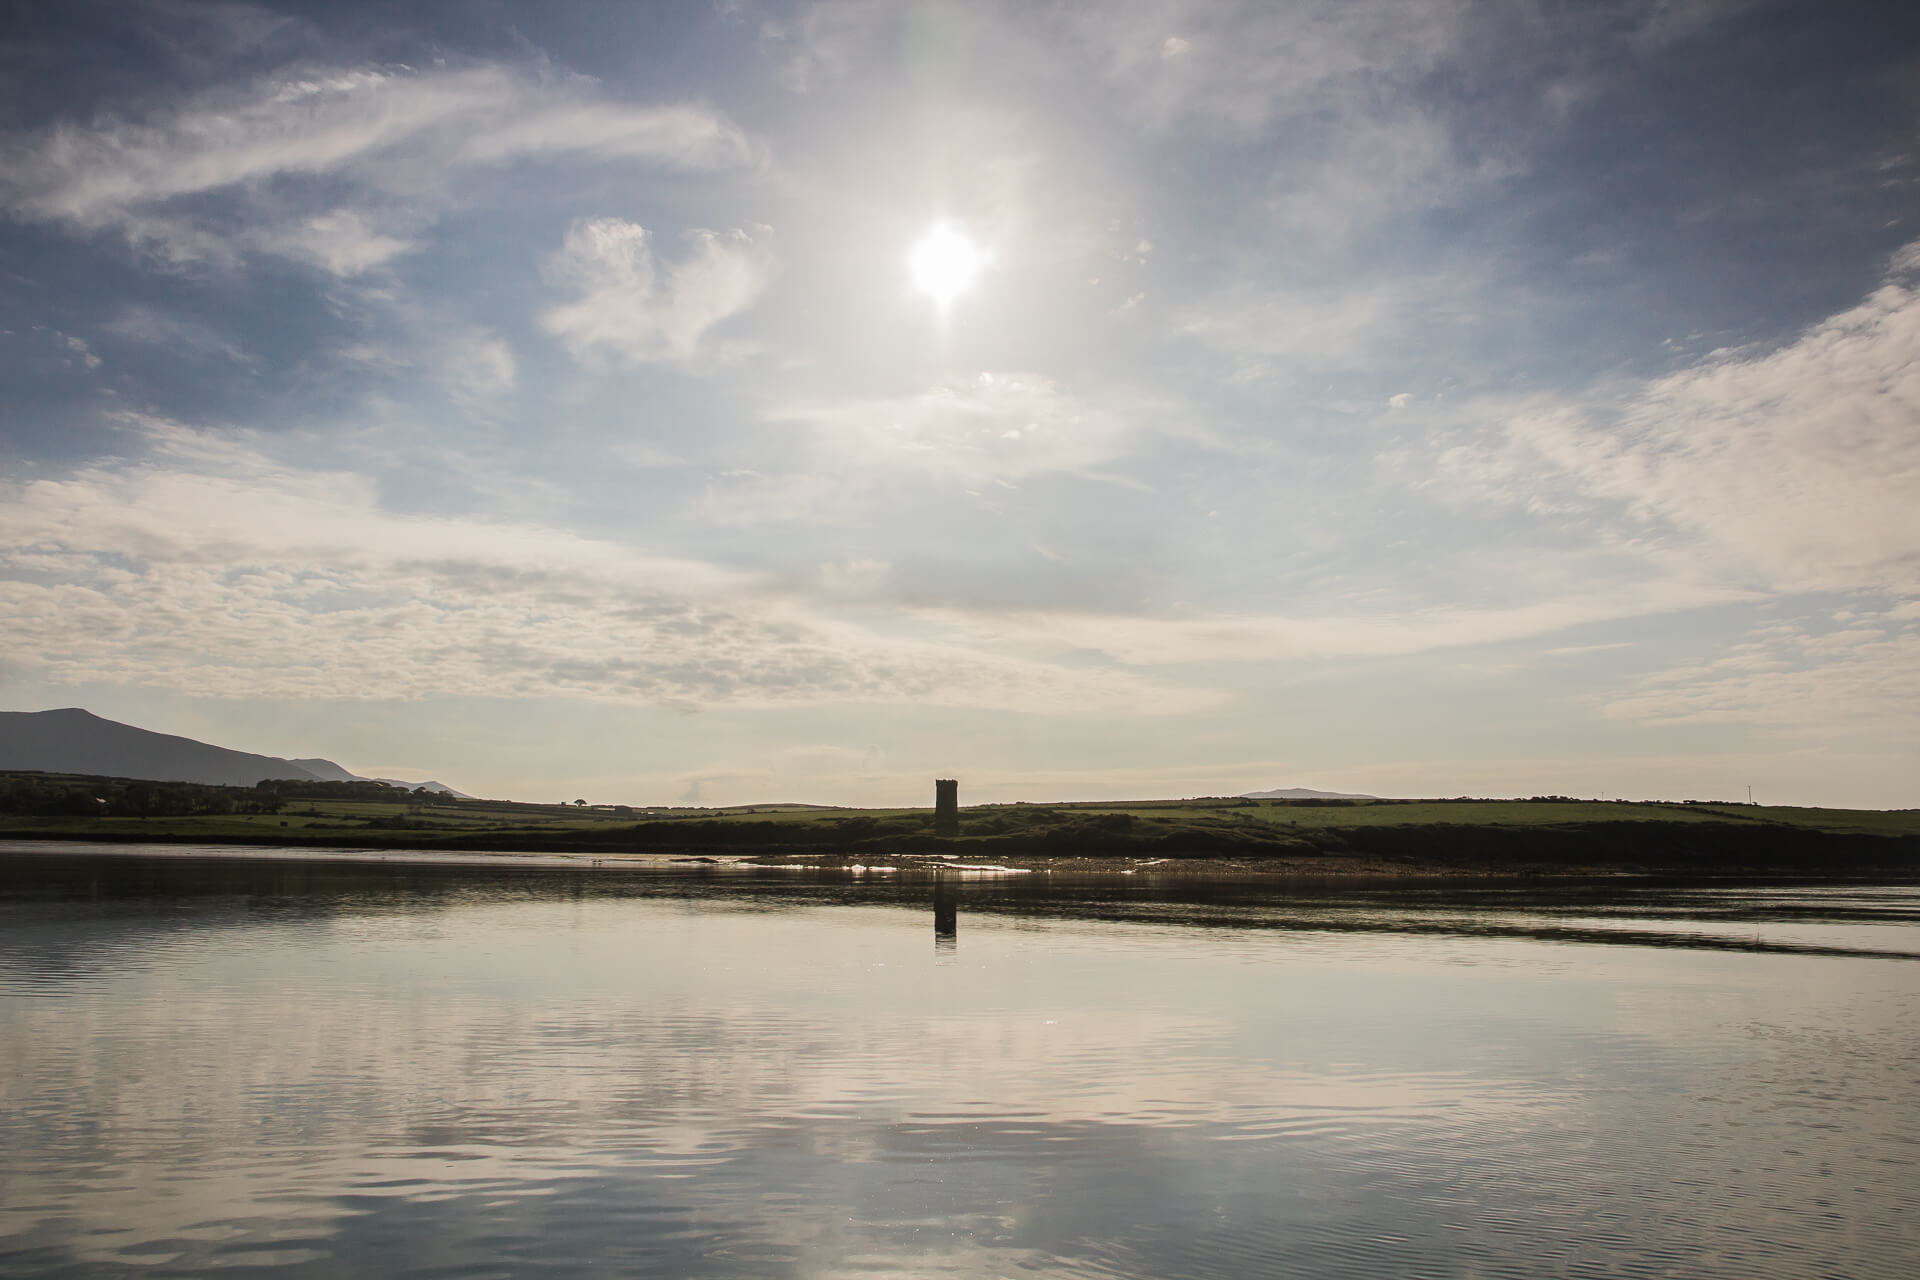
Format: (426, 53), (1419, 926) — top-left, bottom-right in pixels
(1, 847), (1916, 1278)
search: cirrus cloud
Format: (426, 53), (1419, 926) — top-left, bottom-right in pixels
(0, 419), (1196, 716)
(1441, 241), (1920, 596)
(1, 60), (756, 273)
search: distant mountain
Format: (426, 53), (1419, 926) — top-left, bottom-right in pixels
(0, 707), (468, 796)
(292, 756), (471, 797)
(285, 757), (362, 783)
(372, 778), (471, 798)
(0, 708), (337, 787)
(1241, 786), (1379, 800)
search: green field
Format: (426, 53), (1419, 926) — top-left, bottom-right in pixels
(3, 772), (1916, 872)
(1058, 797), (1920, 838)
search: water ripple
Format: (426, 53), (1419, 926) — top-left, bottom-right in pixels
(4, 853), (1917, 1278)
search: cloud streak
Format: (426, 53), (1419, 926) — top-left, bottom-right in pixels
(1603, 613), (1920, 735)
(1, 61), (754, 272)
(911, 575), (1756, 668)
(0, 422), (1193, 715)
(775, 371), (1142, 481)
(1453, 242), (1920, 595)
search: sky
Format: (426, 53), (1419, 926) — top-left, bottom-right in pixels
(1, 0), (1916, 808)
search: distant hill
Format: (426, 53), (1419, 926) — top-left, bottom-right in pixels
(286, 759), (467, 797)
(0, 708), (337, 787)
(285, 757), (361, 783)
(1242, 786), (1379, 800)
(0, 707), (467, 796)
(372, 778), (470, 798)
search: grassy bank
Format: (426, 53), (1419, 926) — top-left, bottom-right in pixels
(3, 773), (1916, 875)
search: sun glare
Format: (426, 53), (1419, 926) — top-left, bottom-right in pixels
(908, 220), (987, 309)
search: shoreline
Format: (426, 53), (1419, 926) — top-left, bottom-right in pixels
(4, 836), (1916, 882)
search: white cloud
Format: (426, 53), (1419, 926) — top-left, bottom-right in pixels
(774, 370), (1141, 482)
(456, 99), (756, 169)
(1603, 615), (1920, 735)
(542, 219), (773, 368)
(251, 209), (416, 277)
(912, 571), (1754, 668)
(61, 334), (101, 370)
(104, 306), (256, 365)
(441, 333), (517, 410)
(1, 61), (754, 273)
(0, 421), (1194, 716)
(1464, 242), (1920, 594)
(695, 371), (1161, 526)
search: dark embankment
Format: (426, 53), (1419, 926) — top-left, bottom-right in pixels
(4, 773), (1916, 875)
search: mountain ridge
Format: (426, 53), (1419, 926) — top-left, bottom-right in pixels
(0, 708), (463, 795)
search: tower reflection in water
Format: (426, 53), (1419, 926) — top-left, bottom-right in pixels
(933, 875), (957, 960)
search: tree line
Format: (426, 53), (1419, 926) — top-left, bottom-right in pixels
(0, 773), (435, 818)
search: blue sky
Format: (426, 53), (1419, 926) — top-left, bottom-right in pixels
(2, 0), (1916, 806)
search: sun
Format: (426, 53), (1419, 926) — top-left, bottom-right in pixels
(908, 220), (988, 309)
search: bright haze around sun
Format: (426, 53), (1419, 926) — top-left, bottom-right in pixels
(909, 220), (989, 311)
(1, 1), (1917, 809)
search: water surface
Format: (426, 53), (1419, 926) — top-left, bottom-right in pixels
(3, 845), (1917, 1278)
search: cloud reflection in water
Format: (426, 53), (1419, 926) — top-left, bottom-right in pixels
(1, 852), (1915, 1278)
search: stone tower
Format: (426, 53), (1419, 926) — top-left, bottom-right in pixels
(934, 778), (959, 837)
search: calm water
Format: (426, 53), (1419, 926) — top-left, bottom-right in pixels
(3, 845), (1917, 1279)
